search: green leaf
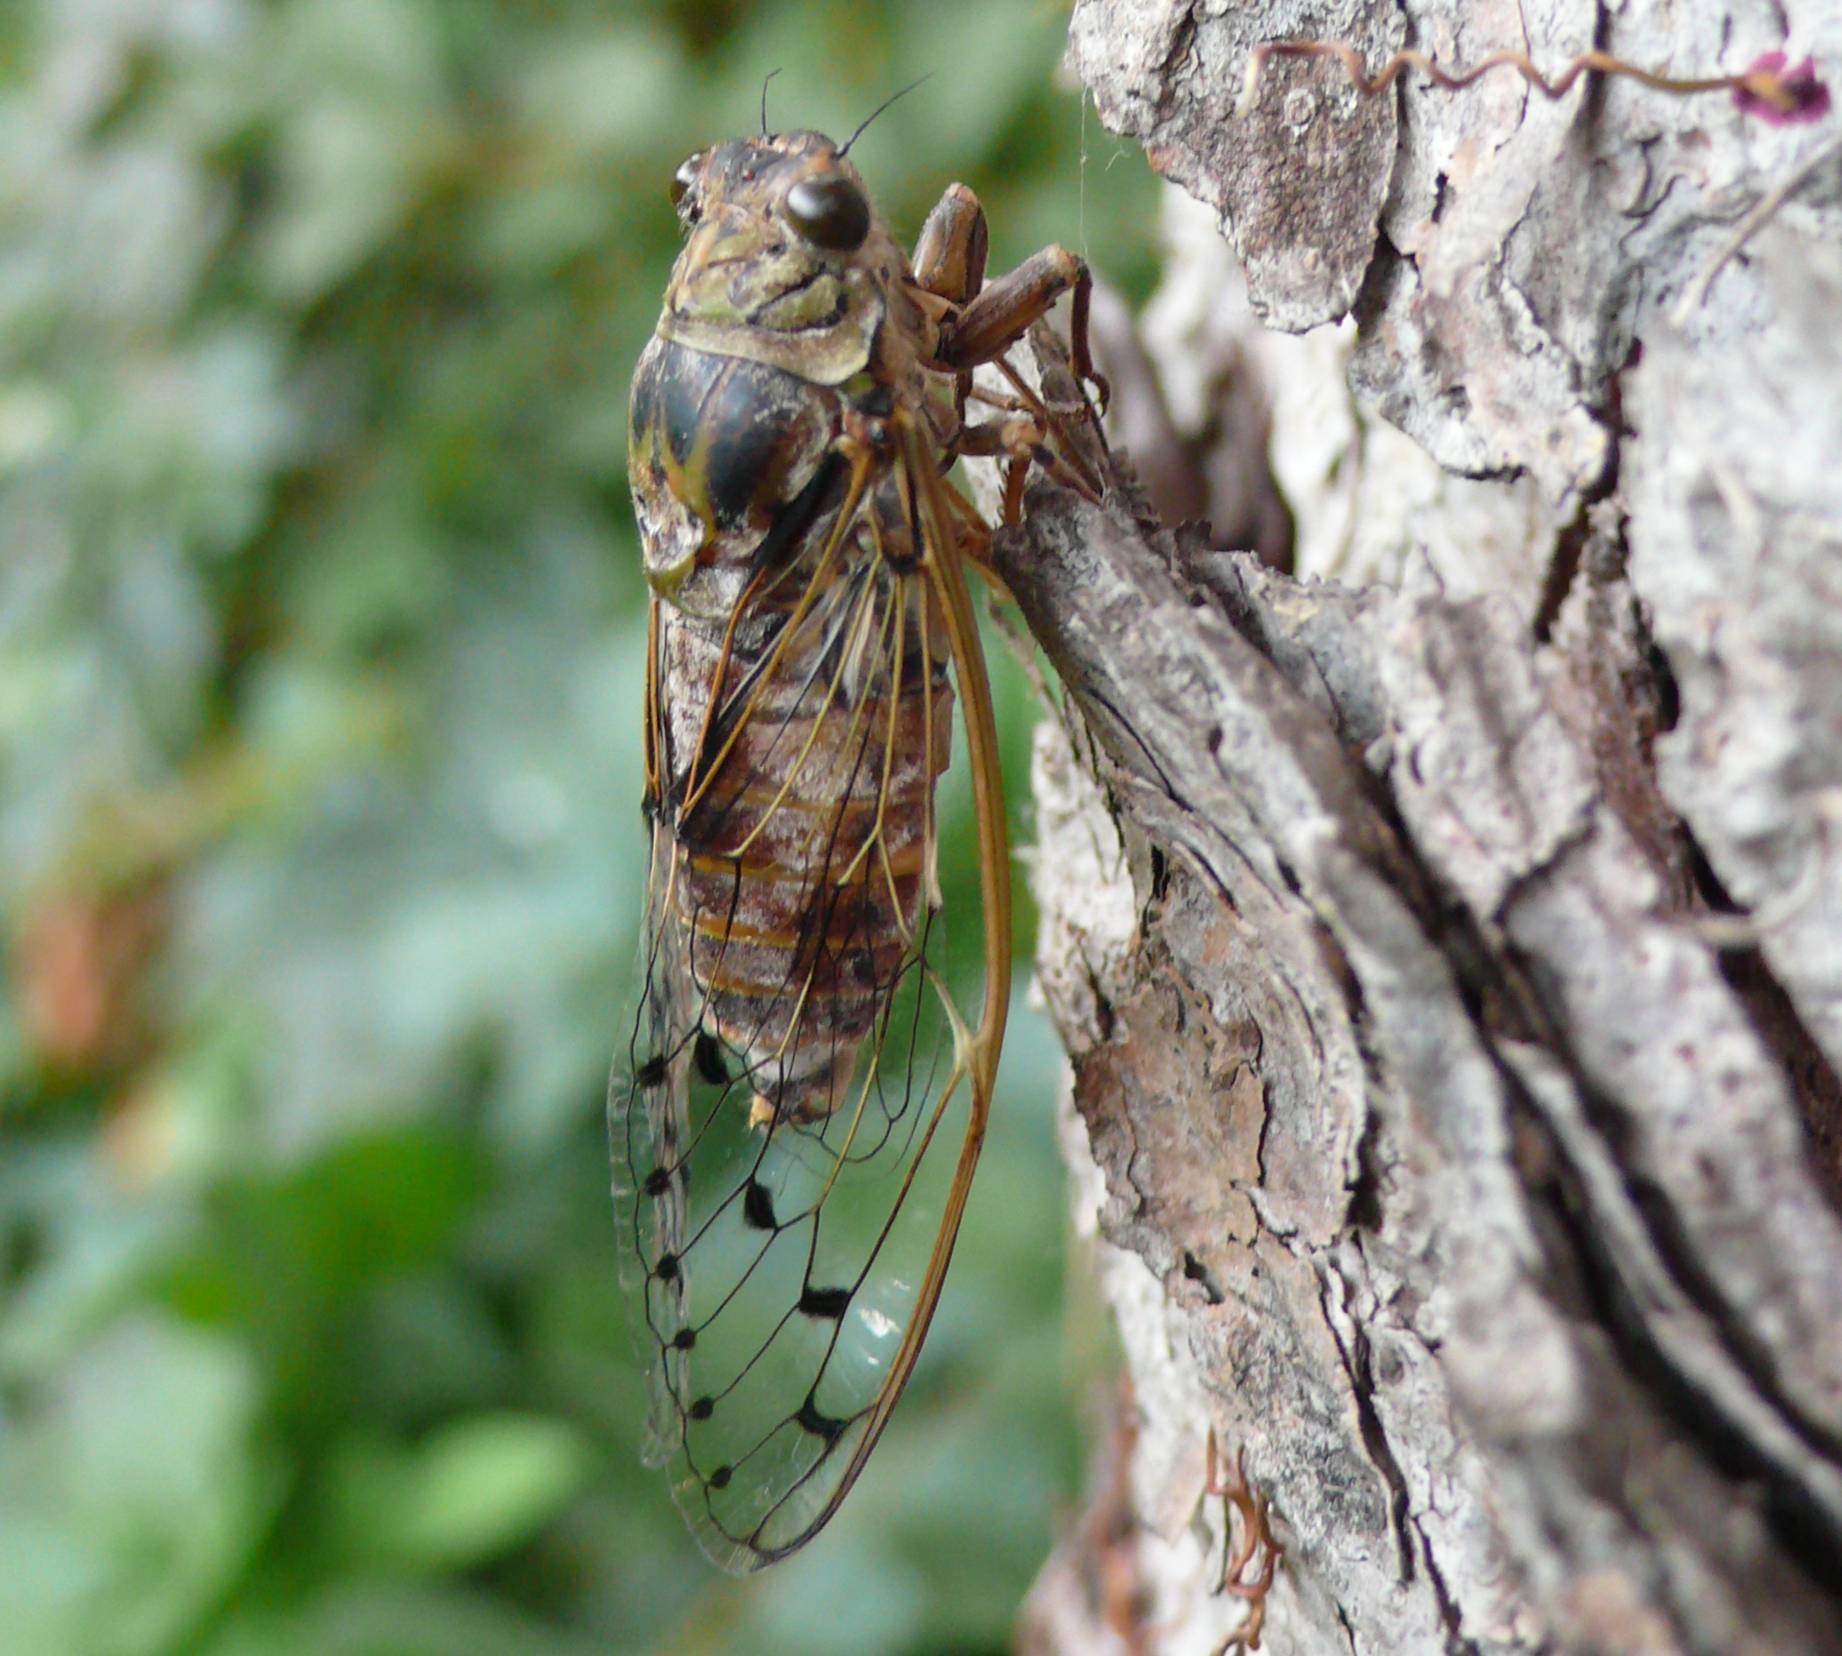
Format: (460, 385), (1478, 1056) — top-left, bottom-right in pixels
(323, 1413), (592, 1572)
(0, 1314), (282, 1655)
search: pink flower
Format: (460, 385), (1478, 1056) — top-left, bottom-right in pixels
(1733, 52), (1831, 125)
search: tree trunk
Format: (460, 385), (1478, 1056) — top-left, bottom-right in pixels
(1011, 3), (1842, 1652)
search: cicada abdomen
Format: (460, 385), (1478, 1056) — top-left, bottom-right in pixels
(613, 122), (1104, 1572)
(658, 569), (952, 1123)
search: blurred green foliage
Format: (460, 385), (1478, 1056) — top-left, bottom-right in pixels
(0, 2), (1158, 1651)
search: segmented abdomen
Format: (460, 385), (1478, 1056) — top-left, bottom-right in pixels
(657, 556), (951, 1124)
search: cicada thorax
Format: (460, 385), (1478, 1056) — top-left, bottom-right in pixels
(628, 338), (841, 612)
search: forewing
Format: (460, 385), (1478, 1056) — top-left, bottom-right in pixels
(611, 462), (1001, 1572)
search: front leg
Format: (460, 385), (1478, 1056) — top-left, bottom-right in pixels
(937, 245), (1108, 413)
(911, 183), (1108, 411)
(912, 183), (989, 307)
(908, 183), (1111, 515)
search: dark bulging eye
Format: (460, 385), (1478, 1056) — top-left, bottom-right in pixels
(670, 154), (701, 210)
(784, 175), (870, 252)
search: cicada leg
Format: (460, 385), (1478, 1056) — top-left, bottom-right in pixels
(918, 195), (1106, 414)
(948, 247), (1105, 400)
(912, 182), (989, 309)
(956, 411), (1104, 526)
(910, 183), (1111, 517)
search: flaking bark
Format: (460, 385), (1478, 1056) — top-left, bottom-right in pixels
(1012, 3), (1842, 1652)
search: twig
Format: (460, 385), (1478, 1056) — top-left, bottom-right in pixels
(1672, 133), (1842, 320)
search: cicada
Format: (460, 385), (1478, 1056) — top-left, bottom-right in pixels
(613, 113), (1105, 1573)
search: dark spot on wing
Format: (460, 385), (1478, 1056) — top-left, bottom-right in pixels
(796, 1394), (848, 1445)
(694, 1032), (731, 1086)
(798, 1285), (852, 1319)
(743, 1178), (778, 1230)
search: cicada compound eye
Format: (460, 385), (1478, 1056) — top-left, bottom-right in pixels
(670, 153), (702, 213)
(783, 175), (870, 252)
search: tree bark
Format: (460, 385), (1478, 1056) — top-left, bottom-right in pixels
(1012, 3), (1842, 1652)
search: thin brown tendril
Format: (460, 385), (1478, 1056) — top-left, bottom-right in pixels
(1205, 1431), (1282, 1653)
(1237, 40), (1804, 119)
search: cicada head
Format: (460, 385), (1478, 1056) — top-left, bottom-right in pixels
(655, 131), (912, 388)
(631, 130), (923, 619)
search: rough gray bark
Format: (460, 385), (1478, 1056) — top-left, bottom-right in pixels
(1010, 3), (1842, 1653)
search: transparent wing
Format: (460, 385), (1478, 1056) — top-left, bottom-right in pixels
(611, 429), (1008, 1572)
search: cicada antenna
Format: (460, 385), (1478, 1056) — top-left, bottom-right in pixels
(761, 67), (783, 137)
(840, 73), (933, 155)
